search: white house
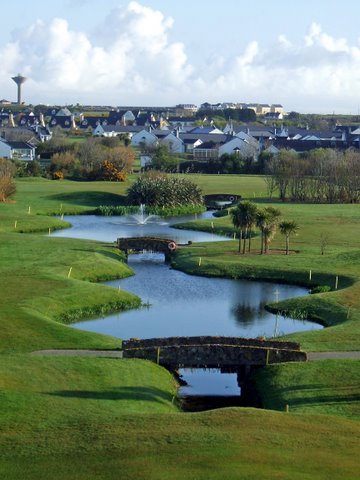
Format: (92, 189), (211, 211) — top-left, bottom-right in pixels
(218, 135), (259, 160)
(159, 132), (185, 154)
(0, 138), (36, 161)
(131, 129), (159, 147)
(182, 138), (203, 153)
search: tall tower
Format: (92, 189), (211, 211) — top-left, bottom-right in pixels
(11, 73), (27, 104)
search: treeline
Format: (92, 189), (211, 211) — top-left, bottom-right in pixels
(29, 135), (134, 181)
(265, 148), (360, 203)
(195, 108), (256, 123)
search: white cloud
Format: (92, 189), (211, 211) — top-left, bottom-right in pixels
(1, 3), (360, 112)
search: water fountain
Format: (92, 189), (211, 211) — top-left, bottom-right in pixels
(131, 204), (157, 225)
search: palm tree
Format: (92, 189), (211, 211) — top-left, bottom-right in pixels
(231, 201), (258, 254)
(231, 204), (247, 253)
(279, 220), (299, 255)
(255, 210), (267, 254)
(242, 201), (258, 253)
(256, 206), (282, 254)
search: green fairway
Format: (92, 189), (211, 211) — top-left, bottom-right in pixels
(0, 176), (359, 479)
(171, 202), (360, 352)
(1, 409), (359, 480)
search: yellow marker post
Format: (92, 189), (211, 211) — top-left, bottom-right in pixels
(335, 275), (339, 289)
(14, 220), (17, 229)
(198, 257), (202, 266)
(309, 270), (312, 281)
(68, 267), (72, 278)
(156, 347), (160, 364)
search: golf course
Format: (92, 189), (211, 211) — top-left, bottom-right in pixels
(0, 175), (359, 479)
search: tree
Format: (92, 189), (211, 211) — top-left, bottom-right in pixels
(0, 158), (16, 202)
(231, 204), (248, 253)
(320, 233), (330, 255)
(256, 206), (282, 254)
(279, 220), (299, 255)
(144, 144), (178, 172)
(50, 151), (81, 178)
(265, 150), (297, 201)
(230, 201), (258, 253)
(105, 145), (136, 173)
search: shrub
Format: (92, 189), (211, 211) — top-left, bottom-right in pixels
(98, 160), (128, 182)
(0, 158), (16, 201)
(310, 285), (332, 294)
(126, 171), (204, 208)
(52, 170), (64, 180)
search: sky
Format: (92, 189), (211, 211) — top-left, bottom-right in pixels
(1, 0), (360, 113)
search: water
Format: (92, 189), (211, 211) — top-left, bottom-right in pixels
(53, 212), (321, 403)
(53, 211), (219, 243)
(131, 204), (157, 225)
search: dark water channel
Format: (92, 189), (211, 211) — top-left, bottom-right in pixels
(53, 212), (322, 409)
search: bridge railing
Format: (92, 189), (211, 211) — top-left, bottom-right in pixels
(122, 342), (307, 367)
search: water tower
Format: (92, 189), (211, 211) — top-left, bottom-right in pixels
(11, 73), (27, 104)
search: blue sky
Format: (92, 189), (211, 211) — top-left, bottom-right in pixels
(1, 0), (360, 113)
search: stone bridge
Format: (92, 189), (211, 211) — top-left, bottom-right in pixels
(117, 237), (177, 262)
(122, 336), (307, 371)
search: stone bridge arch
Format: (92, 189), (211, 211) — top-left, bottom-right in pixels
(117, 236), (177, 262)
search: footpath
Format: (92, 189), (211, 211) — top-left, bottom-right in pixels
(31, 349), (360, 360)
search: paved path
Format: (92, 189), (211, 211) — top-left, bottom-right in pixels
(307, 351), (360, 360)
(31, 349), (123, 358)
(31, 350), (360, 361)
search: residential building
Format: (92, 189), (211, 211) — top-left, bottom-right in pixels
(0, 138), (36, 161)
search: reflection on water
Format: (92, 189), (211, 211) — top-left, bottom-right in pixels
(73, 252), (319, 340)
(52, 211), (221, 244)
(179, 369), (240, 397)
(53, 214), (322, 400)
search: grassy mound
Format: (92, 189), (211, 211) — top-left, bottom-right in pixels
(0, 177), (359, 479)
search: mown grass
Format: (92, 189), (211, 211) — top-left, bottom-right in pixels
(253, 360), (360, 419)
(0, 408), (359, 480)
(0, 232), (142, 353)
(172, 202), (360, 352)
(0, 177), (359, 479)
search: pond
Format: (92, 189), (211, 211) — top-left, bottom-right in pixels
(53, 212), (321, 404)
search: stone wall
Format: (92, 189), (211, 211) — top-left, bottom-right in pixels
(122, 336), (306, 369)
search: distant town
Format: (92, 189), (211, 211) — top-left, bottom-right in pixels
(1, 74), (360, 166)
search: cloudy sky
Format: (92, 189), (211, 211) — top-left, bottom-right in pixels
(1, 0), (360, 113)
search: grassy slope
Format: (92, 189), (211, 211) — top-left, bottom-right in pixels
(172, 203), (360, 352)
(1, 410), (359, 480)
(0, 232), (143, 353)
(0, 177), (359, 479)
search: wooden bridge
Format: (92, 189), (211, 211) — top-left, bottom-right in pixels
(122, 336), (307, 371)
(117, 237), (177, 262)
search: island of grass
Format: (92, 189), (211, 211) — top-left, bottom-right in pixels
(0, 176), (359, 480)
